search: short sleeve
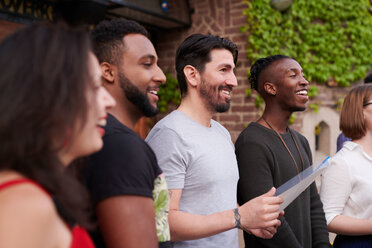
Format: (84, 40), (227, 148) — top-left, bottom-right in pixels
(146, 127), (190, 190)
(84, 133), (157, 205)
(320, 155), (352, 225)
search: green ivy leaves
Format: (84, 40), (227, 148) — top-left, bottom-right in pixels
(157, 73), (181, 113)
(241, 0), (372, 87)
(307, 85), (319, 99)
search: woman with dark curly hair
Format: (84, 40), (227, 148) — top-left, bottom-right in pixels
(0, 22), (115, 248)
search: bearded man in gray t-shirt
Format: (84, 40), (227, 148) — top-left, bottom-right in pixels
(146, 34), (283, 248)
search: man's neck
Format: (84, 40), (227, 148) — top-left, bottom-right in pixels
(259, 108), (292, 134)
(177, 93), (213, 128)
(108, 103), (141, 130)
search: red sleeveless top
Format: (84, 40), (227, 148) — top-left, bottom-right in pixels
(0, 178), (95, 248)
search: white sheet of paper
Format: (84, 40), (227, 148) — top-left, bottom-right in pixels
(275, 157), (330, 212)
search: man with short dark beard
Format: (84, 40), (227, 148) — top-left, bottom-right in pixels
(146, 34), (283, 248)
(83, 19), (171, 248)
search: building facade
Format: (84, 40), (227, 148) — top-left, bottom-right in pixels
(0, 0), (353, 162)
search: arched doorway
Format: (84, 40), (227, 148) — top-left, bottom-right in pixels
(315, 121), (330, 163)
(302, 107), (339, 167)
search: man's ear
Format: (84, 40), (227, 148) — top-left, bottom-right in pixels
(263, 82), (277, 96)
(101, 62), (115, 84)
(183, 65), (200, 88)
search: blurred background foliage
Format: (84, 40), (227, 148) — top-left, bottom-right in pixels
(157, 73), (181, 113)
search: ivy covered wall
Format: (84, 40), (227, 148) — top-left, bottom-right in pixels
(155, 0), (371, 143)
(241, 0), (372, 87)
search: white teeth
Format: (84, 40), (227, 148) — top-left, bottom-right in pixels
(149, 90), (158, 95)
(221, 90), (230, 96)
(296, 90), (308, 95)
(97, 119), (106, 127)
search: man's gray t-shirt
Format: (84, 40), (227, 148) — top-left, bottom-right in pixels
(146, 110), (239, 248)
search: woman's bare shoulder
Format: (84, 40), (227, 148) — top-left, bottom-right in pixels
(0, 176), (61, 248)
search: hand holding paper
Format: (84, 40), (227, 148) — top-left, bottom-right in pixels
(274, 157), (331, 212)
(239, 187), (283, 231)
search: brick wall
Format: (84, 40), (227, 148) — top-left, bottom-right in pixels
(156, 0), (272, 142)
(0, 2), (342, 143)
(156, 0), (347, 143)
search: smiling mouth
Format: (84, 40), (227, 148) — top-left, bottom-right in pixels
(221, 89), (231, 96)
(296, 90), (308, 96)
(148, 87), (160, 96)
(96, 118), (107, 128)
(219, 85), (233, 97)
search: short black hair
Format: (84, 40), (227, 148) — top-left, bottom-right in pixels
(249, 54), (290, 90)
(175, 33), (238, 96)
(364, 73), (372, 84)
(91, 18), (148, 65)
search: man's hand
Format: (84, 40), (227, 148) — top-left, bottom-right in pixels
(244, 226), (278, 239)
(238, 187), (283, 230)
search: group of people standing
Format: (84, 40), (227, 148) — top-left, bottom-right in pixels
(0, 17), (371, 248)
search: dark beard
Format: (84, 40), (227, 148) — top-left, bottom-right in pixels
(118, 72), (158, 117)
(200, 81), (231, 113)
